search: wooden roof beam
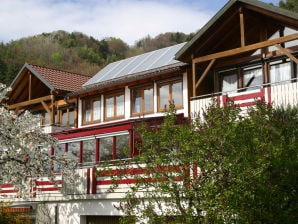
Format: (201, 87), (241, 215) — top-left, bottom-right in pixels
(193, 33), (298, 63)
(8, 95), (52, 110)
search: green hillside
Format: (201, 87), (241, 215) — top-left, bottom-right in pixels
(0, 31), (193, 85)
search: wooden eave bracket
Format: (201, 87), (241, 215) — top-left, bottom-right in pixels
(274, 44), (298, 63)
(195, 59), (216, 89)
(40, 100), (51, 115)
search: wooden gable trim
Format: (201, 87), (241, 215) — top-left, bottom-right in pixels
(192, 33), (298, 64)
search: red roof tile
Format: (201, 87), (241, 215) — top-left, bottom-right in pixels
(29, 64), (90, 92)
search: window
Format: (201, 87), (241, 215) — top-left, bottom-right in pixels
(158, 79), (183, 111)
(132, 86), (153, 115)
(83, 96), (101, 124)
(243, 67), (263, 90)
(116, 135), (130, 160)
(99, 137), (113, 161)
(82, 140), (96, 165)
(270, 61), (291, 84)
(105, 92), (125, 120)
(221, 73), (237, 93)
(68, 142), (80, 162)
(62, 133), (130, 165)
(53, 143), (66, 172)
(99, 134), (130, 161)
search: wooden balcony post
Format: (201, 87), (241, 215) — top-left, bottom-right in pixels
(239, 7), (245, 47)
(192, 54), (196, 97)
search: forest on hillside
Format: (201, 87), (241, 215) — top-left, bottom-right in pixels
(0, 31), (193, 85)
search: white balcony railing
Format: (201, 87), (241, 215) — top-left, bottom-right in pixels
(41, 124), (75, 134)
(190, 78), (298, 120)
(271, 79), (298, 107)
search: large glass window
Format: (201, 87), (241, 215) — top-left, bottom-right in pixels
(132, 86), (153, 115)
(158, 79), (183, 111)
(99, 134), (130, 161)
(172, 82), (183, 106)
(105, 92), (125, 120)
(270, 61), (291, 84)
(83, 96), (101, 124)
(100, 137), (113, 161)
(116, 135), (130, 160)
(60, 133), (131, 165)
(82, 140), (96, 165)
(159, 84), (170, 110)
(53, 143), (66, 172)
(68, 142), (80, 162)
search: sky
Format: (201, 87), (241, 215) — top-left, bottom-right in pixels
(0, 0), (280, 46)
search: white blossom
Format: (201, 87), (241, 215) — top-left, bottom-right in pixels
(0, 84), (77, 197)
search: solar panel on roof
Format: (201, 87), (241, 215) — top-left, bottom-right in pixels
(83, 42), (186, 87)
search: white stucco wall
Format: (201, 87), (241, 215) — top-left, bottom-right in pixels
(36, 199), (122, 224)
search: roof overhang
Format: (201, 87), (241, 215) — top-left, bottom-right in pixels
(10, 63), (55, 91)
(176, 0), (298, 62)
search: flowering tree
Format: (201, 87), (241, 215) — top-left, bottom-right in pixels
(0, 84), (76, 196)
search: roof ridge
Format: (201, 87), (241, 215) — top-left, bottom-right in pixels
(109, 42), (187, 65)
(28, 63), (91, 77)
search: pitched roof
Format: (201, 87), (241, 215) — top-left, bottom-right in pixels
(176, 0), (298, 61)
(83, 42), (187, 87)
(27, 64), (90, 92)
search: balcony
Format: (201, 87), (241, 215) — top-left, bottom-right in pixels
(42, 125), (67, 134)
(0, 164), (139, 201)
(190, 78), (298, 119)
